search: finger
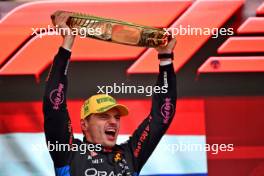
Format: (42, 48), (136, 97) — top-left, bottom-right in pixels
(51, 14), (55, 20)
(51, 11), (60, 26)
(52, 11), (62, 21)
(63, 13), (71, 24)
(61, 12), (72, 24)
(61, 15), (67, 24)
(55, 11), (66, 23)
(57, 14), (67, 27)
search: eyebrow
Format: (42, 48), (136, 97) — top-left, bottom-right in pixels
(99, 113), (120, 117)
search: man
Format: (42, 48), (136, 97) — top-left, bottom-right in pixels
(43, 12), (177, 176)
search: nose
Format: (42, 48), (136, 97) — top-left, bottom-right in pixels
(108, 116), (118, 125)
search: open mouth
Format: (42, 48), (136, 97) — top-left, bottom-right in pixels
(105, 128), (117, 141)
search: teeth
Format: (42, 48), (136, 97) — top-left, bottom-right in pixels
(106, 129), (116, 132)
(106, 127), (116, 131)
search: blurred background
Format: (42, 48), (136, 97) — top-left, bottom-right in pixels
(0, 0), (264, 175)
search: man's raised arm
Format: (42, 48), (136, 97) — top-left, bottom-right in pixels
(124, 39), (177, 172)
(42, 11), (75, 168)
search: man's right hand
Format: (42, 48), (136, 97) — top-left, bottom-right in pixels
(51, 11), (76, 51)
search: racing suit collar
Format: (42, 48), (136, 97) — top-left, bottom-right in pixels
(83, 136), (119, 153)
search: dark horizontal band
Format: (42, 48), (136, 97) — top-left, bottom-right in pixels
(158, 53), (174, 60)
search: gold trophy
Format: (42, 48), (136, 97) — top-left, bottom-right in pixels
(51, 11), (170, 47)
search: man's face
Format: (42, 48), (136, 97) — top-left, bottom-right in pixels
(81, 108), (121, 147)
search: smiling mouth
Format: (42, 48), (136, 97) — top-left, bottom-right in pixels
(105, 128), (117, 141)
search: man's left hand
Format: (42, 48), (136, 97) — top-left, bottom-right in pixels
(155, 38), (177, 54)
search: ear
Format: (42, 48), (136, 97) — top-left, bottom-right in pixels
(80, 119), (88, 132)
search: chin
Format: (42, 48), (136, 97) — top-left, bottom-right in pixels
(103, 140), (116, 147)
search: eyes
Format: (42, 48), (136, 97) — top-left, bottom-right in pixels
(114, 115), (121, 120)
(97, 113), (121, 121)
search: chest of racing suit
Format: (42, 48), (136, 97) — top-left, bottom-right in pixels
(67, 139), (135, 176)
